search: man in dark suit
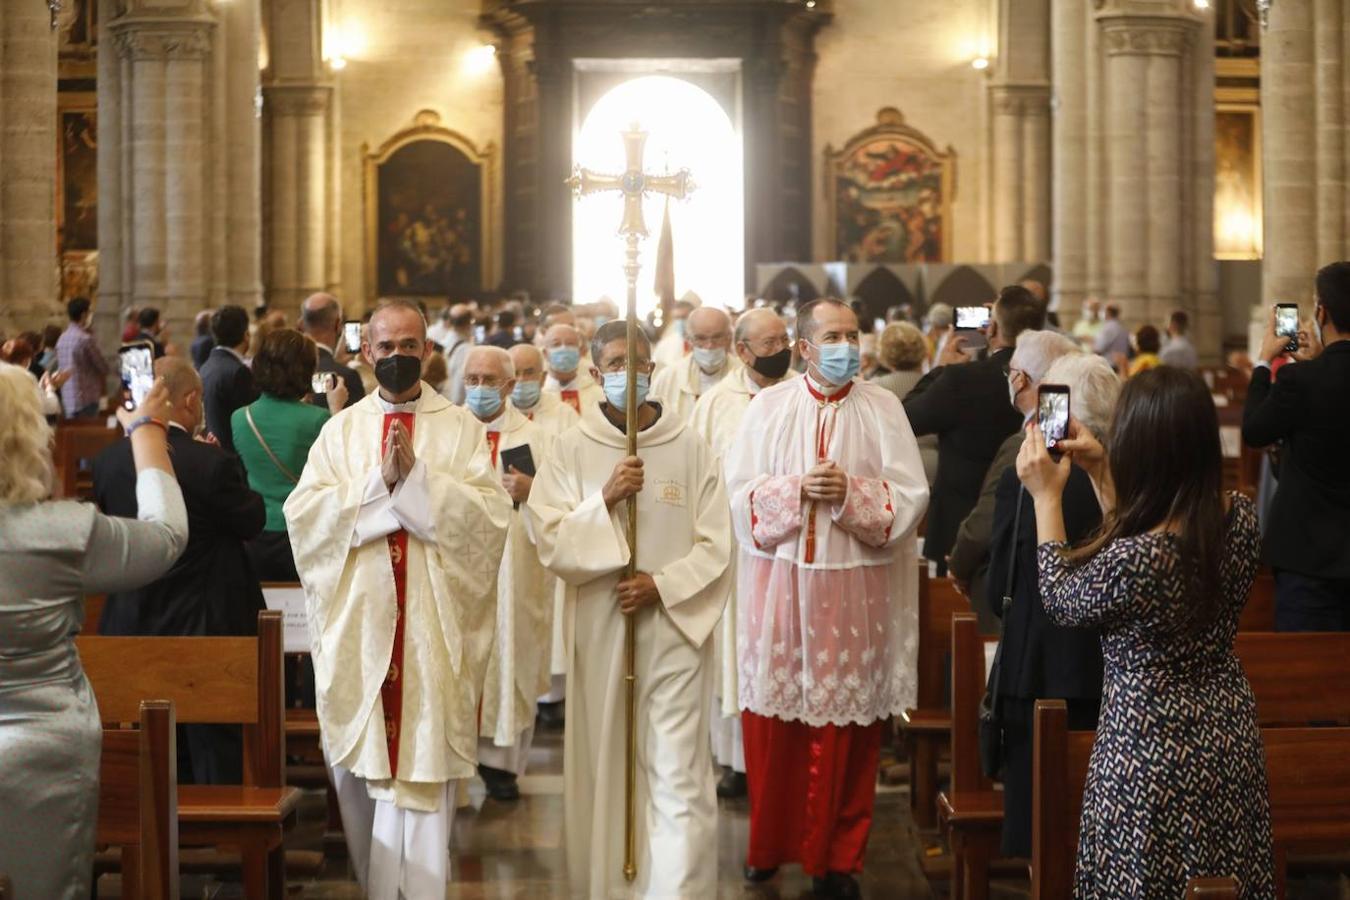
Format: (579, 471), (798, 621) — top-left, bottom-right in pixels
(190, 310), (215, 370)
(94, 356), (267, 784)
(299, 291), (364, 411)
(134, 306), (168, 358)
(1243, 260), (1350, 630)
(903, 284), (1046, 574)
(199, 304), (258, 453)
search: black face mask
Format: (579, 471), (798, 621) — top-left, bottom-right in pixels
(750, 347), (793, 380)
(375, 354), (422, 395)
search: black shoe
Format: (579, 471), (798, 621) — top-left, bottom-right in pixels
(743, 865), (778, 883)
(823, 872), (861, 899)
(537, 699), (565, 729)
(478, 764), (521, 802)
(716, 768), (748, 799)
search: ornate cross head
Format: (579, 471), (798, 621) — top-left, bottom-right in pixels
(566, 123), (695, 239)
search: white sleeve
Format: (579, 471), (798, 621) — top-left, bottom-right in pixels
(350, 460), (436, 548)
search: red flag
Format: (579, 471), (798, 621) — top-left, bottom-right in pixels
(653, 199), (675, 325)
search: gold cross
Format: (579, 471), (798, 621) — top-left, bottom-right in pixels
(566, 123), (695, 242)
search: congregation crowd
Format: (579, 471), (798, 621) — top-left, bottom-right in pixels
(2, 260), (1349, 900)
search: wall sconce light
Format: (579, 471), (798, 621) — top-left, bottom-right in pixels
(971, 56), (990, 71)
(464, 43), (497, 75)
(805, 0), (817, 8)
(1193, 0), (1211, 9)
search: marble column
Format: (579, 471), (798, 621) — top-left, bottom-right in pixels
(0, 2), (59, 333)
(263, 0), (337, 316)
(1262, 0), (1349, 307)
(1051, 0), (1089, 318)
(990, 0), (1051, 264)
(99, 0), (261, 345)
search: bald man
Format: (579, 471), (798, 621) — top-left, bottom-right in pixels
(689, 308), (794, 797)
(460, 346), (558, 801)
(651, 306), (740, 423)
(93, 356), (267, 784)
(542, 323), (602, 414)
(300, 291), (365, 410)
(285, 299), (510, 899)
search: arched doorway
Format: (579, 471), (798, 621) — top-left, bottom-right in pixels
(572, 75), (744, 318)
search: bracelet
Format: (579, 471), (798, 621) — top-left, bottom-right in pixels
(126, 416), (168, 437)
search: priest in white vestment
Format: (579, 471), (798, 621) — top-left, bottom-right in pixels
(509, 342), (579, 718)
(284, 300), (511, 900)
(650, 306), (740, 423)
(527, 320), (733, 900)
(461, 347), (557, 801)
(542, 323), (603, 416)
(652, 297), (697, 369)
(724, 298), (928, 896)
(687, 308), (793, 800)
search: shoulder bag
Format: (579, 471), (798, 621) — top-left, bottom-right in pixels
(244, 404), (300, 485)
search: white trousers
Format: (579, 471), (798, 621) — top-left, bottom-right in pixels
(538, 672), (566, 704)
(710, 704), (746, 773)
(476, 724), (536, 777)
(329, 764), (457, 900)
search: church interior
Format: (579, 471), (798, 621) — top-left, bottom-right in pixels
(3, 0), (1350, 898)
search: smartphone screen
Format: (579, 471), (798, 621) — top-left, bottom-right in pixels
(344, 321), (362, 354)
(311, 372), (335, 395)
(1038, 384), (1070, 451)
(119, 343), (155, 411)
(474, 324), (487, 344)
(1275, 303), (1299, 352)
(955, 306), (991, 330)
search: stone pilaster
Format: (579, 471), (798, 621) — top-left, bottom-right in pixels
(1262, 0), (1350, 307)
(1051, 0), (1089, 318)
(98, 0), (261, 345)
(0, 2), (59, 333)
(989, 0), (1052, 264)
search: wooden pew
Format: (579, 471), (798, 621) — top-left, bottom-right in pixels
(98, 699), (179, 900)
(78, 611), (298, 899)
(935, 613), (1003, 900)
(1032, 700), (1350, 899)
(899, 567), (969, 829)
(1187, 877), (1239, 898)
(0, 873), (10, 899)
(53, 422), (120, 500)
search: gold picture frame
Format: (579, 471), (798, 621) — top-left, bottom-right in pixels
(362, 109), (498, 305)
(824, 107), (956, 264)
(1214, 102), (1262, 261)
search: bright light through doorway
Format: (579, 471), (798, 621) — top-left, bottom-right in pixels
(572, 75), (744, 319)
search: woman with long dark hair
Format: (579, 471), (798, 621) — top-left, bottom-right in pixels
(1016, 366), (1274, 897)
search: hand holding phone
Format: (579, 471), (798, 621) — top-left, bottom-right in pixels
(1274, 303), (1299, 353)
(311, 372), (337, 394)
(1037, 384), (1070, 459)
(344, 322), (362, 354)
(954, 305), (991, 351)
(118, 342), (156, 411)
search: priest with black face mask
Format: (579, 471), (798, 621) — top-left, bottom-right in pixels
(284, 298), (511, 900)
(688, 308), (794, 799)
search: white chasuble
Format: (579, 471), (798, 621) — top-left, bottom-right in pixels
(283, 384), (511, 811)
(650, 354), (740, 425)
(526, 400), (733, 900)
(724, 374), (929, 727)
(544, 368), (604, 417)
(479, 405), (557, 751)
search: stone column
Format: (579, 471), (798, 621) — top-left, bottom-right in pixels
(0, 2), (59, 332)
(1261, 0), (1350, 307)
(990, 86), (1026, 262)
(1051, 0), (1089, 318)
(989, 0), (1051, 264)
(100, 0), (262, 343)
(263, 0), (336, 316)
(1094, 4), (1204, 336)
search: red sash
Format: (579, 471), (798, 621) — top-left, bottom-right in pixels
(802, 379), (854, 564)
(561, 389), (580, 413)
(380, 411), (415, 778)
(486, 430), (501, 468)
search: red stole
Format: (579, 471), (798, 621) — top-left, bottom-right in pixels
(486, 429), (501, 467)
(802, 379), (854, 564)
(380, 411), (415, 778)
(560, 389), (580, 413)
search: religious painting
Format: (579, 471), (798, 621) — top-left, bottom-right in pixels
(1215, 104), (1262, 260)
(56, 0), (98, 62)
(59, 108), (98, 253)
(825, 108), (955, 264)
(364, 110), (498, 303)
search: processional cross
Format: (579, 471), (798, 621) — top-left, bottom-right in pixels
(566, 125), (694, 883)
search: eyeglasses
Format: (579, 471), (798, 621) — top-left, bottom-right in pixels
(741, 335), (792, 354)
(463, 376), (508, 389)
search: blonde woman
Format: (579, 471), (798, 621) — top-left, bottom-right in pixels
(0, 363), (188, 899)
(874, 321), (939, 486)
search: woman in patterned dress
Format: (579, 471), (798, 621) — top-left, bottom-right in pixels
(1015, 366), (1275, 898)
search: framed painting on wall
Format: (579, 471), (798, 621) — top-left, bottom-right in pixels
(824, 107), (955, 264)
(364, 109), (497, 303)
(1214, 103), (1262, 260)
(57, 92), (99, 304)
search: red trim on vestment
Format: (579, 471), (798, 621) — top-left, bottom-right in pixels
(379, 411), (415, 779)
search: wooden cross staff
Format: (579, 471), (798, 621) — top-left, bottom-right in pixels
(566, 124), (693, 883)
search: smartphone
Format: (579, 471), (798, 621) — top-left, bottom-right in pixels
(311, 372), (336, 394)
(1274, 303), (1299, 353)
(118, 342), (155, 411)
(1038, 384), (1070, 454)
(474, 324), (487, 344)
(954, 305), (991, 351)
(344, 321), (362, 354)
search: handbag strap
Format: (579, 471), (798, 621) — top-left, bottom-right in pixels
(985, 485), (1025, 698)
(244, 404), (300, 485)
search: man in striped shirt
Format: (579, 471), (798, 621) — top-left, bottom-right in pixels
(55, 297), (108, 418)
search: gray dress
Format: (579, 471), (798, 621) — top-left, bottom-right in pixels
(0, 469), (187, 899)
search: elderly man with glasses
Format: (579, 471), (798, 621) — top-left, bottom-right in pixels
(650, 305), (740, 423)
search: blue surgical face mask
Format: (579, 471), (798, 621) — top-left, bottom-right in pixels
(465, 385), (503, 419)
(692, 346), (727, 372)
(511, 379), (542, 410)
(548, 346), (580, 373)
(812, 341), (861, 385)
(673, 319), (687, 338)
(601, 371), (651, 409)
